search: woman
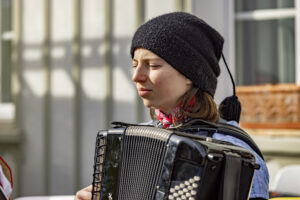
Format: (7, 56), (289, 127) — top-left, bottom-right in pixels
(76, 12), (269, 200)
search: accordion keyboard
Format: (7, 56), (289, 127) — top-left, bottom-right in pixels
(168, 176), (201, 200)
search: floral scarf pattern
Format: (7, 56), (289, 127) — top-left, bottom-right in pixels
(155, 96), (196, 128)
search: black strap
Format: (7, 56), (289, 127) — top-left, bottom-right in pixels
(221, 152), (242, 200)
(174, 119), (264, 160)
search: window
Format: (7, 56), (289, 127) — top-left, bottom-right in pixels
(235, 0), (295, 86)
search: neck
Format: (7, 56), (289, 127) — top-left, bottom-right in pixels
(156, 101), (181, 115)
(154, 106), (183, 128)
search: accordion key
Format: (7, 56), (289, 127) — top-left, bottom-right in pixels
(92, 125), (258, 200)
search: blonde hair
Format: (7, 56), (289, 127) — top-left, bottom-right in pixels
(150, 87), (219, 125)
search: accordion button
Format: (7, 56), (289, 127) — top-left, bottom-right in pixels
(189, 179), (195, 183)
(178, 190), (183, 195)
(181, 196), (187, 199)
(173, 193), (179, 197)
(192, 183), (198, 188)
(188, 197), (195, 200)
(168, 195), (174, 199)
(187, 186), (193, 190)
(183, 188), (188, 193)
(184, 181), (190, 186)
(194, 176), (200, 181)
(191, 190), (197, 195)
(170, 188), (175, 193)
(186, 193), (191, 197)
(175, 186), (180, 190)
(180, 183), (185, 188)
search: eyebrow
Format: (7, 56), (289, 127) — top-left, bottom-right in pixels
(132, 57), (162, 62)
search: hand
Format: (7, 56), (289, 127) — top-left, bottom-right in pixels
(75, 185), (92, 200)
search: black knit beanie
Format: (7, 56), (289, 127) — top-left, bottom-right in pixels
(130, 12), (224, 97)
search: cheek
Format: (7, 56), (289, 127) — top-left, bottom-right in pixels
(150, 71), (162, 85)
(151, 73), (170, 91)
(155, 78), (183, 101)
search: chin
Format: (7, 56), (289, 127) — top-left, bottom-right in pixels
(142, 99), (154, 108)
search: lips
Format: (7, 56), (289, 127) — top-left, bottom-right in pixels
(138, 88), (152, 97)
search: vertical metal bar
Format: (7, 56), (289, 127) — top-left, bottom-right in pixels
(0, 0), (2, 101)
(136, 0), (145, 25)
(12, 0), (21, 140)
(175, 0), (192, 12)
(104, 0), (113, 128)
(175, 0), (184, 11)
(296, 0), (300, 85)
(43, 0), (51, 195)
(225, 0), (236, 79)
(184, 0), (193, 13)
(11, 0), (22, 196)
(73, 0), (82, 191)
(135, 0), (145, 123)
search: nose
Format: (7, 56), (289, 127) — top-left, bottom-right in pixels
(132, 64), (147, 83)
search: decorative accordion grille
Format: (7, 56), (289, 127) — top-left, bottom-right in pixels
(118, 126), (170, 200)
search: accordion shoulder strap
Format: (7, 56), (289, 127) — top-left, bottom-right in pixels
(175, 118), (264, 160)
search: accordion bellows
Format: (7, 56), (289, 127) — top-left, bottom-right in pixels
(92, 125), (258, 200)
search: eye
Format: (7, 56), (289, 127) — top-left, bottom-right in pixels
(132, 63), (138, 69)
(149, 64), (161, 68)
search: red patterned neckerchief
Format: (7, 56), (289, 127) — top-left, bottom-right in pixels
(155, 96), (196, 128)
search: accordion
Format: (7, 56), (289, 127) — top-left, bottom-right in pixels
(92, 123), (260, 200)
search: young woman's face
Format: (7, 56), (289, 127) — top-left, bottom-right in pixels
(132, 48), (192, 114)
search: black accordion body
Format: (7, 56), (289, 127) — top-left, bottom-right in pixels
(92, 121), (260, 200)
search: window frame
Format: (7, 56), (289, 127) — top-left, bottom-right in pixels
(234, 2), (299, 86)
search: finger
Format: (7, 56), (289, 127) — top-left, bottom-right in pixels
(75, 190), (91, 200)
(75, 185), (92, 200)
(85, 184), (93, 192)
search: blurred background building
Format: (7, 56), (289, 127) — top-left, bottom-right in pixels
(0, 0), (299, 198)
